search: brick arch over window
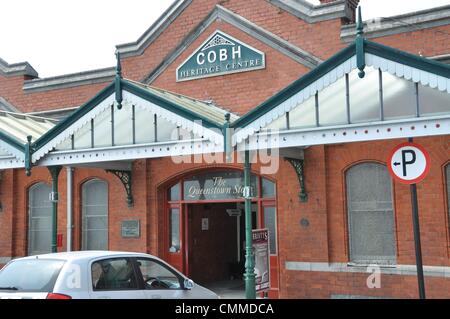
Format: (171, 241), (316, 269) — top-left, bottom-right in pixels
(28, 182), (52, 256)
(345, 162), (396, 265)
(81, 179), (108, 250)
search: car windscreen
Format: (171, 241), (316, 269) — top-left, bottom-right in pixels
(0, 259), (65, 292)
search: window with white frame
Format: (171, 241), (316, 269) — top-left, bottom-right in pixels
(82, 179), (108, 250)
(346, 163), (396, 265)
(28, 183), (52, 256)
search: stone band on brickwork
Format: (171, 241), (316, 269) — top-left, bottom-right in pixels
(341, 5), (450, 41)
(0, 57), (38, 78)
(286, 261), (450, 278)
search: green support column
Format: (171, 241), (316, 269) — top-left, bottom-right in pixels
(244, 149), (256, 299)
(48, 166), (62, 253)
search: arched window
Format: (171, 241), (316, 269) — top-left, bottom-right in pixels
(446, 165), (450, 231)
(82, 179), (108, 250)
(346, 163), (396, 265)
(28, 183), (52, 255)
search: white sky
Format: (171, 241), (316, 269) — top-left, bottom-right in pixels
(0, 0), (449, 78)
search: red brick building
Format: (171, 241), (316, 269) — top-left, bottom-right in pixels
(0, 0), (449, 298)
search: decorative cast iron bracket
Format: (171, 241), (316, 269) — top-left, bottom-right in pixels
(106, 169), (133, 207)
(25, 135), (33, 176)
(285, 158), (308, 202)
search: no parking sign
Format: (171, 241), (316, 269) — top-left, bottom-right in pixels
(387, 140), (430, 299)
(387, 142), (430, 184)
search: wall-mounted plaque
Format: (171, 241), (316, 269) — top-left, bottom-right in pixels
(121, 220), (140, 238)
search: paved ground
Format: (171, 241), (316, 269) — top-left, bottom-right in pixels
(206, 280), (245, 299)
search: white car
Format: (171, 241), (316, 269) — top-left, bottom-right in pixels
(0, 251), (219, 299)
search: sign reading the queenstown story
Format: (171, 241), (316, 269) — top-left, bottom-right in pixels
(183, 171), (258, 201)
(176, 30), (265, 82)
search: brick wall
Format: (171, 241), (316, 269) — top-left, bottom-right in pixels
(0, 0), (449, 298)
(1, 135), (449, 298)
(152, 20), (309, 115)
(277, 135), (450, 298)
(0, 73), (109, 113)
(1, 160), (149, 259)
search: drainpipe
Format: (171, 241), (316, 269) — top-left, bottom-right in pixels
(244, 149), (256, 299)
(66, 167), (73, 252)
(48, 166), (62, 253)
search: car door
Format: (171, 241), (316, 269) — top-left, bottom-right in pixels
(88, 257), (145, 299)
(134, 257), (191, 299)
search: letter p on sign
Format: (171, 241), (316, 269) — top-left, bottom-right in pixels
(388, 142), (430, 184)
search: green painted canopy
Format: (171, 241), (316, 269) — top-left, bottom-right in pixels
(231, 39), (450, 144)
(0, 37), (448, 170)
(0, 111), (56, 160)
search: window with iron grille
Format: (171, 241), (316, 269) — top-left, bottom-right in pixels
(82, 179), (108, 250)
(346, 163), (396, 265)
(28, 183), (52, 256)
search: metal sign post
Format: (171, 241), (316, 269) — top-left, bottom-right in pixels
(48, 166), (62, 253)
(388, 139), (430, 299)
(243, 149), (256, 299)
(410, 181), (425, 299)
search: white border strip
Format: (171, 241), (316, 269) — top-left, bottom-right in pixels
(286, 261), (450, 278)
(0, 157), (25, 169)
(36, 139), (224, 166)
(248, 116), (450, 150)
(366, 53), (450, 93)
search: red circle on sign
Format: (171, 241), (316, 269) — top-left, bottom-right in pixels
(387, 142), (431, 185)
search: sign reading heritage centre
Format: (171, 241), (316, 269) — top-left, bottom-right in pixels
(176, 30), (265, 82)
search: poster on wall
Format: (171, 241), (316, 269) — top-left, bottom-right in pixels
(252, 228), (270, 292)
(201, 218), (209, 231)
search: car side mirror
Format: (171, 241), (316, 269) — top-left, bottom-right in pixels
(184, 279), (195, 290)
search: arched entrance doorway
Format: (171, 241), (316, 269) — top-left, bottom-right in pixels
(162, 168), (279, 297)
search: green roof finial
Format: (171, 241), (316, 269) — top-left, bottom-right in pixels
(223, 112), (232, 163)
(25, 135), (33, 176)
(355, 6), (366, 78)
(356, 6), (364, 37)
(115, 50), (123, 110)
(116, 51), (122, 78)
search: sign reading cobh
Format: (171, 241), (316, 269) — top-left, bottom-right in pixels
(176, 30), (265, 82)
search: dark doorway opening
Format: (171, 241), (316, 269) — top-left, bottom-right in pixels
(186, 202), (256, 289)
(164, 170), (279, 298)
